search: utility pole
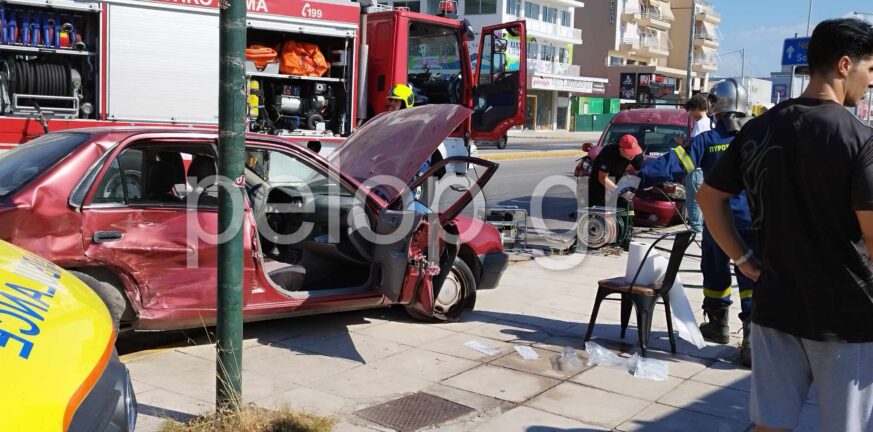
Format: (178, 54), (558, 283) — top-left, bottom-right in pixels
(216, 0), (246, 411)
(684, 0), (697, 99)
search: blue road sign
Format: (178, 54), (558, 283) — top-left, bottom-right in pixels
(782, 37), (810, 66)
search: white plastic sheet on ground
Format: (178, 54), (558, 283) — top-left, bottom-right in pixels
(625, 241), (706, 349)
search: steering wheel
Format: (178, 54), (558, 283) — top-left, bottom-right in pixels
(449, 72), (463, 105)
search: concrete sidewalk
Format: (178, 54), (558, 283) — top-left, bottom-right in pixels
(123, 237), (820, 432)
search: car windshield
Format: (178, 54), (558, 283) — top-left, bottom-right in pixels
(0, 132), (91, 197)
(602, 123), (687, 156)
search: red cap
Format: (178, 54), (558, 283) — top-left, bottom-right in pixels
(619, 134), (642, 157)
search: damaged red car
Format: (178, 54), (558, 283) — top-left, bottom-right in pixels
(0, 105), (507, 331)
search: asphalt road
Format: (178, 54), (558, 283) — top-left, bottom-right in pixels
(467, 155), (581, 252)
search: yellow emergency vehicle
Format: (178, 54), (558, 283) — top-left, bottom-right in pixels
(0, 240), (136, 431)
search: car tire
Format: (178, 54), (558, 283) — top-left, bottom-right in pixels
(496, 135), (508, 150)
(406, 257), (477, 323)
(68, 270), (126, 329)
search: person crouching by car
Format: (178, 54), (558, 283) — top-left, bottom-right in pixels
(588, 134), (644, 209)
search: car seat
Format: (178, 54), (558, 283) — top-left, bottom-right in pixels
(144, 161), (182, 202)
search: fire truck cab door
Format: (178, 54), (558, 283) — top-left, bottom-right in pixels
(470, 21), (527, 141)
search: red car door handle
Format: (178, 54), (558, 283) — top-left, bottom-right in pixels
(92, 231), (123, 244)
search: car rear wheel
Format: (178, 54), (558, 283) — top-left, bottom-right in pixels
(406, 257), (476, 323)
(68, 271), (126, 329)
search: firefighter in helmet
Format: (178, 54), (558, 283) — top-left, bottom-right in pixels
(612, 78), (759, 367)
(387, 83), (415, 112)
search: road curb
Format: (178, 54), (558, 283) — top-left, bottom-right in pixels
(481, 150), (586, 161)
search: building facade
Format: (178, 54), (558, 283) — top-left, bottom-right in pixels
(380, 0), (605, 130)
(573, 0), (720, 105)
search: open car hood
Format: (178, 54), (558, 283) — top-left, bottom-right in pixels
(327, 105), (472, 203)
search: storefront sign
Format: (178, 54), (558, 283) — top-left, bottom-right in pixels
(531, 75), (605, 94)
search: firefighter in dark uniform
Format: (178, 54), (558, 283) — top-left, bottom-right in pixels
(613, 78), (758, 367)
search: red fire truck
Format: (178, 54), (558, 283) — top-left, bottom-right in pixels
(0, 0), (526, 163)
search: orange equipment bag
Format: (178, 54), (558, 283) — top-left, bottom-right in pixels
(246, 44), (278, 71)
(279, 41), (329, 77)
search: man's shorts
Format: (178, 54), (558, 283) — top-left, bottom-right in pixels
(750, 324), (873, 431)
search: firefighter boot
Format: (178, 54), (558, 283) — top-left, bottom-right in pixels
(699, 308), (730, 344)
(738, 317), (752, 368)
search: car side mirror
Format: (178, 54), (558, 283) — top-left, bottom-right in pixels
(582, 143), (593, 152)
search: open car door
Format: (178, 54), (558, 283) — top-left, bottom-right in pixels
(381, 156), (498, 319)
(470, 21), (527, 141)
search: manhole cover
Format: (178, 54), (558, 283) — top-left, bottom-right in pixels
(354, 392), (474, 431)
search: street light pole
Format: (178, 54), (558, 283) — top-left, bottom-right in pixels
(685, 0), (696, 99)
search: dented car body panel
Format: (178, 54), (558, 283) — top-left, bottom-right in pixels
(0, 106), (506, 331)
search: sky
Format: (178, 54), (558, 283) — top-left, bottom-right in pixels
(711, 0), (872, 78)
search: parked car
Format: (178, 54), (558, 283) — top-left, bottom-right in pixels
(0, 240), (136, 432)
(578, 108), (692, 226)
(0, 105), (508, 331)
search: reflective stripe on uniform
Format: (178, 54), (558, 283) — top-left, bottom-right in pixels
(740, 290), (754, 299)
(703, 287), (732, 299)
(673, 146), (695, 173)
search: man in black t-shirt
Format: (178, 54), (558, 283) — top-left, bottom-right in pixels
(698, 18), (873, 431)
(587, 134), (644, 208)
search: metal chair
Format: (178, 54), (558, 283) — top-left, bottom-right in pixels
(584, 230), (696, 357)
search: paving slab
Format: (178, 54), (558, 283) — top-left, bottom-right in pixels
(461, 319), (554, 343)
(473, 406), (609, 432)
(617, 403), (749, 432)
(572, 365), (684, 401)
(442, 365), (560, 403)
(243, 344), (361, 385)
(254, 386), (351, 416)
(657, 380), (749, 421)
(690, 360), (752, 392)
(283, 331), (414, 364)
(356, 321), (458, 346)
(309, 365), (431, 401)
(369, 348), (480, 382)
(421, 333), (516, 361)
(490, 346), (591, 380)
(528, 382), (651, 429)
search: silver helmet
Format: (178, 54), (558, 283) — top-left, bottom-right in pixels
(709, 78), (749, 116)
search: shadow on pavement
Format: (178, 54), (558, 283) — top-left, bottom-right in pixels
(137, 403), (198, 423)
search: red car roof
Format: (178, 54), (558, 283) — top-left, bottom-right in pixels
(611, 108), (691, 127)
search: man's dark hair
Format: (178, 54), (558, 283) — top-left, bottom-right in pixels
(808, 18), (873, 76)
(685, 93), (710, 112)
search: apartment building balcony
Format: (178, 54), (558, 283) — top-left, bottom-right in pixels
(638, 37), (670, 58)
(695, 1), (721, 24)
(622, 1), (641, 23)
(527, 59), (581, 77)
(694, 31), (719, 49)
(526, 20), (584, 44)
(692, 54), (718, 72)
(620, 37), (640, 52)
(638, 7), (672, 31)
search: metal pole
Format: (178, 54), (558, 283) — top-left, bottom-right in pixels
(740, 48), (744, 81)
(216, 0), (246, 411)
(685, 0), (696, 98)
(806, 0), (813, 36)
(800, 0), (813, 95)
